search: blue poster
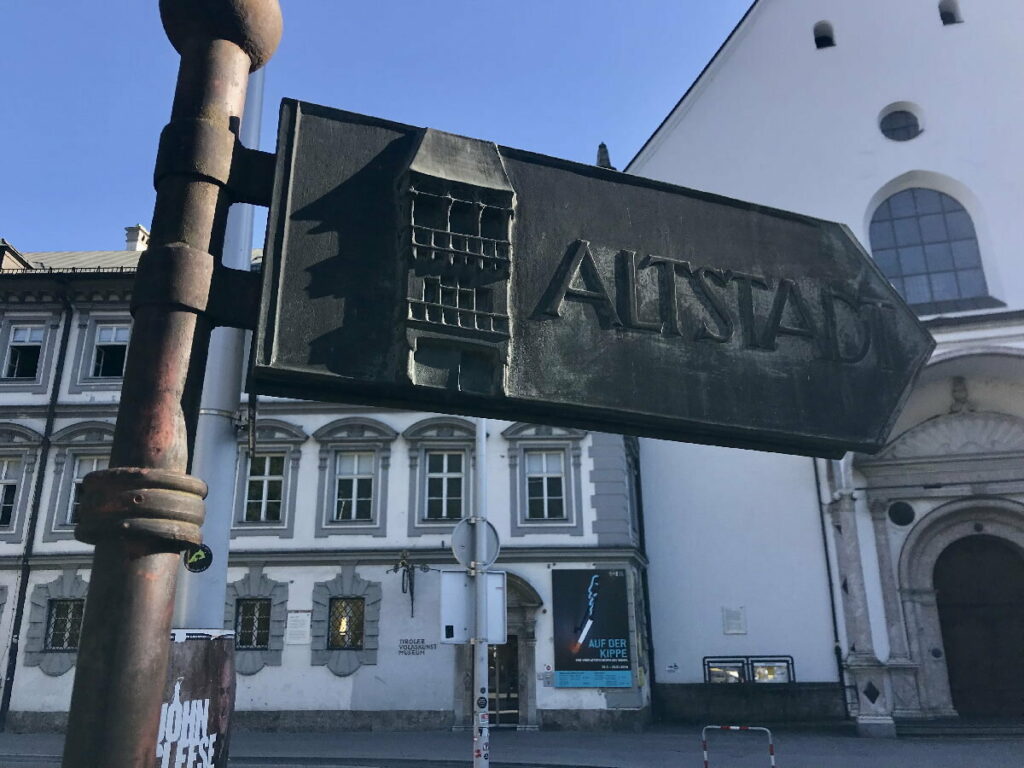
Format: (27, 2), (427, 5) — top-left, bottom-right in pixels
(552, 569), (632, 688)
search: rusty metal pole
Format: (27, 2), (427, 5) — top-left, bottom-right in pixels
(62, 3), (281, 767)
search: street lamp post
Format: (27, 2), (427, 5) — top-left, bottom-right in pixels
(61, 2), (281, 766)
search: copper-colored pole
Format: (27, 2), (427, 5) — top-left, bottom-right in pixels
(62, 3), (281, 766)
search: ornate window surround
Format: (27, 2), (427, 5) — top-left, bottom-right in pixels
(503, 422), (585, 537)
(310, 567), (381, 677)
(0, 312), (62, 395)
(223, 566), (289, 675)
(43, 421), (114, 542)
(404, 416), (476, 537)
(67, 307), (132, 393)
(0, 423), (43, 543)
(24, 570), (88, 676)
(313, 417), (397, 538)
(231, 419), (307, 538)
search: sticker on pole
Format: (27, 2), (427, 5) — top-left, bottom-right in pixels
(183, 543), (213, 573)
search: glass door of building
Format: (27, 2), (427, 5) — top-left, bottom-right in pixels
(488, 635), (519, 726)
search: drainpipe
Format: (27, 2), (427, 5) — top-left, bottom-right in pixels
(813, 457), (850, 719)
(0, 289), (75, 730)
(630, 437), (659, 721)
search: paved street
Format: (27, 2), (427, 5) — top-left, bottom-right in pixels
(3, 725), (1023, 768)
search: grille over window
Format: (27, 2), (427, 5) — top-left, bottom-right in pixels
(328, 597), (365, 650)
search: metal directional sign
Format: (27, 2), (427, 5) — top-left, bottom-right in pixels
(252, 100), (934, 457)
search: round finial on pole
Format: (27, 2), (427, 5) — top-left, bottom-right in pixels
(160, 0), (283, 71)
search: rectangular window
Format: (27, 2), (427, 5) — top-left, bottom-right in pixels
(704, 656), (794, 684)
(753, 660), (792, 683)
(235, 598), (272, 650)
(425, 450), (464, 520)
(0, 457), (20, 527)
(45, 598), (85, 651)
(69, 456), (109, 525)
(91, 324), (130, 378)
(525, 449), (565, 520)
(706, 660), (746, 684)
(244, 454), (284, 523)
(327, 597), (365, 650)
(4, 325), (45, 379)
(334, 451), (374, 521)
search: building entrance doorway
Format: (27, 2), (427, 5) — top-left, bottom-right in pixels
(488, 635), (520, 726)
(934, 535), (1024, 718)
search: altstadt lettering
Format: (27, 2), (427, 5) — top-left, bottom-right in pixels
(542, 240), (897, 367)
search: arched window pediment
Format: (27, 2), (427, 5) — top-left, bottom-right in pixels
(51, 421), (115, 446)
(314, 417), (398, 444)
(241, 418), (308, 445)
(502, 423), (586, 441)
(403, 416), (475, 442)
(0, 423), (44, 446)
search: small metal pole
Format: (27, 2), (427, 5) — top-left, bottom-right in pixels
(472, 417), (490, 768)
(173, 66), (265, 630)
(61, 3), (281, 767)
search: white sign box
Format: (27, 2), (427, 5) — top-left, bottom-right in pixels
(440, 570), (507, 644)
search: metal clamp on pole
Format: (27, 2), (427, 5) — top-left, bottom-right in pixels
(75, 467), (207, 547)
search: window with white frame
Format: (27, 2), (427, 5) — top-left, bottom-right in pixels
(4, 325), (45, 379)
(244, 453), (285, 523)
(0, 424), (42, 542)
(91, 324), (130, 378)
(68, 456), (109, 525)
(425, 450), (465, 520)
(45, 422), (114, 542)
(232, 420), (307, 538)
(334, 451), (374, 521)
(525, 449), (566, 520)
(314, 418), (396, 538)
(45, 598), (85, 651)
(403, 417), (475, 536)
(0, 457), (20, 527)
(503, 423), (585, 537)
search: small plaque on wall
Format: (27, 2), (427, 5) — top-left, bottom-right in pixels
(722, 606), (747, 635)
(285, 611), (312, 645)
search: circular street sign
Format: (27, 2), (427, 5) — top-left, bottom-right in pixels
(477, 696), (488, 709)
(451, 519), (501, 569)
(183, 543), (213, 573)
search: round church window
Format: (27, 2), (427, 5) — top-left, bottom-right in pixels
(880, 110), (921, 141)
(888, 501), (915, 526)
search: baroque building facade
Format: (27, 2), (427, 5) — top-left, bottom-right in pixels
(631, 0), (1024, 736)
(0, 231), (650, 731)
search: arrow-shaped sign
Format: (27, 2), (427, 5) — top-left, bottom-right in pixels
(252, 100), (934, 458)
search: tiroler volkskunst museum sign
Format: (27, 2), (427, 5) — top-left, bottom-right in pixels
(252, 100), (934, 458)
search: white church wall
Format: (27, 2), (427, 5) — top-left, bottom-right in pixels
(630, 0), (1024, 314)
(640, 440), (838, 684)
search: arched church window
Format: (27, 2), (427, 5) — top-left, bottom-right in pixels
(869, 188), (991, 313)
(938, 0), (963, 25)
(813, 21), (835, 49)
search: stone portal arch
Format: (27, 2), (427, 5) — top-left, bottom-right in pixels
(454, 571), (543, 729)
(897, 498), (1024, 717)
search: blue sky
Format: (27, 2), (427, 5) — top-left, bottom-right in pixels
(0, 0), (750, 252)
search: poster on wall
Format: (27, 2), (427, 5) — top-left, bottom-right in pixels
(552, 569), (632, 687)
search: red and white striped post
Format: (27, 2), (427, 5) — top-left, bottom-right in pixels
(701, 724), (777, 768)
